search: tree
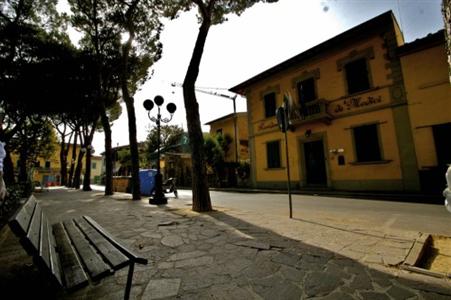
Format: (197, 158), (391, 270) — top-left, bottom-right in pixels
(203, 133), (224, 185)
(0, 0), (78, 187)
(164, 0), (278, 211)
(52, 114), (75, 186)
(9, 117), (57, 195)
(68, 0), (161, 198)
(203, 133), (232, 186)
(146, 125), (185, 153)
(110, 0), (163, 200)
(68, 0), (123, 195)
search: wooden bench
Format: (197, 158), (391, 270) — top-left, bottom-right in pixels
(9, 195), (147, 300)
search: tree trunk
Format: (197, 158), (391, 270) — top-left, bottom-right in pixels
(59, 141), (67, 186)
(59, 130), (73, 186)
(183, 19), (212, 212)
(123, 93), (141, 200)
(3, 150), (15, 185)
(73, 149), (84, 190)
(18, 148), (28, 184)
(68, 130), (78, 187)
(121, 27), (141, 200)
(73, 130), (84, 189)
(83, 148), (92, 191)
(100, 109), (114, 195)
(82, 124), (96, 191)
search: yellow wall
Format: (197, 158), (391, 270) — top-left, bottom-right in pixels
(90, 156), (103, 182)
(253, 109), (402, 183)
(401, 44), (451, 169)
(249, 36), (392, 124)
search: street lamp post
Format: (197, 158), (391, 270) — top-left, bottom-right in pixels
(143, 96), (177, 205)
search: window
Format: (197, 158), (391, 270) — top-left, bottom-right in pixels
(264, 92), (276, 118)
(297, 77), (316, 103)
(45, 161), (51, 168)
(216, 129), (223, 135)
(345, 58), (370, 94)
(92, 162), (97, 169)
(266, 140), (281, 168)
(353, 124), (381, 162)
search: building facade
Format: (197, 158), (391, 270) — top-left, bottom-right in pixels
(399, 30), (451, 193)
(231, 11), (450, 193)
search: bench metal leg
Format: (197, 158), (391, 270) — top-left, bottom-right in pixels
(124, 262), (135, 300)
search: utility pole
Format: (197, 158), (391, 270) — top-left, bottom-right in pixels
(276, 98), (293, 219)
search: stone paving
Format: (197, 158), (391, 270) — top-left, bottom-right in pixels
(0, 188), (450, 299)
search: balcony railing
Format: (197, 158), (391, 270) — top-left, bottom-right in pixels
(289, 99), (333, 126)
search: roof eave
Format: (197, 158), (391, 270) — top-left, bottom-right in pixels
(229, 10), (396, 95)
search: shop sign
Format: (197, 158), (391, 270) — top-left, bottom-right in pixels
(257, 120), (278, 131)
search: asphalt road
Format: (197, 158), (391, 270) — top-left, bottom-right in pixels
(174, 189), (451, 236)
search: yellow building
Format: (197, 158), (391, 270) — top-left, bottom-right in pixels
(12, 144), (102, 186)
(230, 11), (446, 193)
(399, 30), (451, 193)
(205, 112), (249, 162)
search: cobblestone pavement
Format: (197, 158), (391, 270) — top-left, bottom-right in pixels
(0, 188), (450, 299)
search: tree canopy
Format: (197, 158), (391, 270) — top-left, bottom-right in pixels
(146, 125), (185, 154)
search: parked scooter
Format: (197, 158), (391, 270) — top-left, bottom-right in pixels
(162, 178), (178, 198)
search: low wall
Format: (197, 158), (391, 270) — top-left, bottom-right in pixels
(112, 176), (131, 193)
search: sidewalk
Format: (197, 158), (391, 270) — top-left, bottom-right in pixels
(0, 188), (450, 299)
(209, 186), (444, 204)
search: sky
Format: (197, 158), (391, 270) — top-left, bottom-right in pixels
(62, 0), (445, 155)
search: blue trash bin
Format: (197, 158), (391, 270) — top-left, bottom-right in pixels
(139, 169), (157, 195)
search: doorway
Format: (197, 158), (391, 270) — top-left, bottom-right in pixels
(420, 123), (451, 193)
(303, 140), (327, 186)
(433, 123), (451, 168)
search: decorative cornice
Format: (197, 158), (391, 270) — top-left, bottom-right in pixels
(291, 68), (320, 89)
(336, 47), (375, 71)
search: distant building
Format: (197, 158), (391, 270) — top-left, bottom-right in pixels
(205, 112), (249, 162)
(108, 136), (193, 188)
(11, 143), (101, 186)
(230, 11), (450, 194)
(90, 155), (103, 184)
(105, 143), (147, 177)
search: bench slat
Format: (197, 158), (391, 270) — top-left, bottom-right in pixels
(40, 216), (51, 269)
(9, 196), (37, 237)
(37, 217), (64, 287)
(63, 220), (112, 281)
(27, 204), (42, 252)
(53, 222), (88, 291)
(84, 216), (148, 265)
(74, 217), (130, 270)
(49, 221), (63, 286)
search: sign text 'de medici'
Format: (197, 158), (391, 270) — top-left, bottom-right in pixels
(333, 95), (382, 113)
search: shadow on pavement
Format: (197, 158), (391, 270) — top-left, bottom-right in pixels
(204, 210), (451, 299)
(0, 188), (450, 299)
